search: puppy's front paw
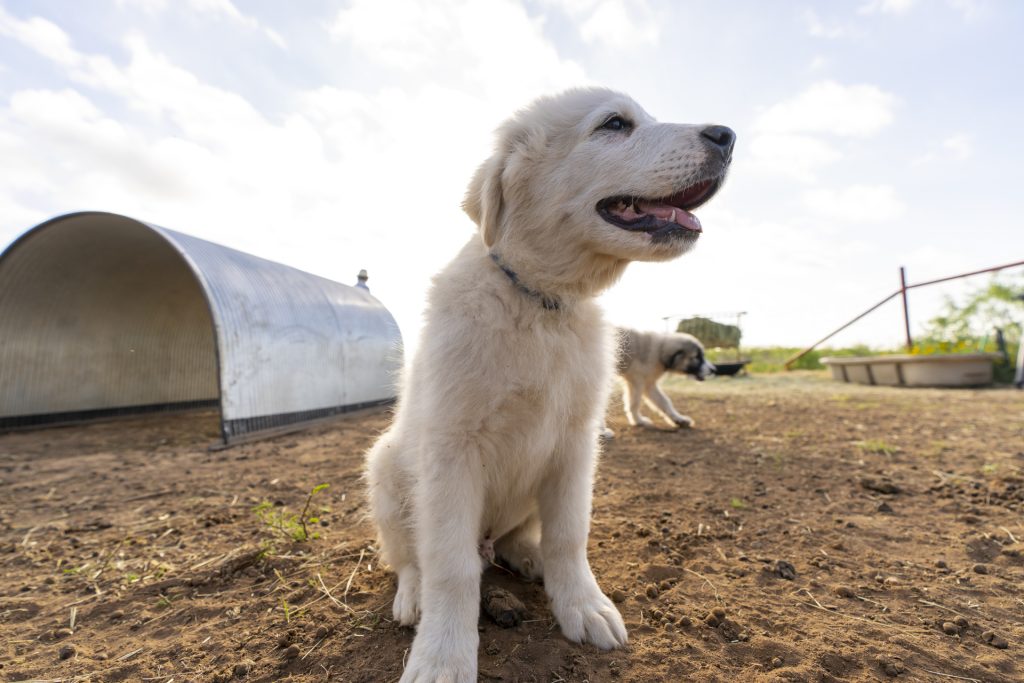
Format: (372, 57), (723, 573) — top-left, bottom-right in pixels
(393, 566), (421, 626)
(672, 415), (694, 429)
(631, 416), (655, 429)
(399, 634), (477, 683)
(551, 587), (627, 650)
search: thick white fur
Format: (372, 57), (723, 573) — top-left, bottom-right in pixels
(611, 327), (713, 434)
(366, 88), (729, 683)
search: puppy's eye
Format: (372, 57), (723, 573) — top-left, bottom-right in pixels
(599, 116), (631, 132)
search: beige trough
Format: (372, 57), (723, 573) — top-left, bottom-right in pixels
(821, 353), (1001, 388)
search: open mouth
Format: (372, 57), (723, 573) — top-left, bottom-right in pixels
(597, 175), (723, 237)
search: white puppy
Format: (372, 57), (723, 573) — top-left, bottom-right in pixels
(366, 88), (733, 682)
(611, 327), (714, 434)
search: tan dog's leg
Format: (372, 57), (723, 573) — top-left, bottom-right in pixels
(643, 382), (694, 428)
(539, 432), (627, 650)
(400, 439), (484, 683)
(622, 378), (654, 428)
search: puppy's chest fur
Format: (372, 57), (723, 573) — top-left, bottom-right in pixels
(414, 250), (613, 534)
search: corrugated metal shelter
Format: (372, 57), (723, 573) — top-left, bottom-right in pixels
(0, 211), (402, 444)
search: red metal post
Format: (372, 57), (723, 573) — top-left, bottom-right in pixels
(899, 266), (912, 351)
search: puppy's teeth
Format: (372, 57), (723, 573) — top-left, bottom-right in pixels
(670, 209), (676, 223)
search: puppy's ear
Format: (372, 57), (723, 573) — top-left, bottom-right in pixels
(462, 152), (505, 248)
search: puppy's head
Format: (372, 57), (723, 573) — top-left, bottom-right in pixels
(463, 88), (734, 295)
(666, 334), (715, 381)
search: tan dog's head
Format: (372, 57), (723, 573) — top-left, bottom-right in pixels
(665, 333), (715, 381)
(464, 88), (734, 298)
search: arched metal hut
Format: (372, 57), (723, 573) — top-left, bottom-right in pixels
(0, 212), (402, 444)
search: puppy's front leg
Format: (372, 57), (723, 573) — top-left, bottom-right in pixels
(539, 433), (627, 650)
(644, 382), (693, 428)
(401, 445), (484, 683)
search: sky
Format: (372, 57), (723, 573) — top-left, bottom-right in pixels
(1, 0), (1022, 352)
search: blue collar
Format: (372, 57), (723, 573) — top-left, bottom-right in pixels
(489, 253), (560, 311)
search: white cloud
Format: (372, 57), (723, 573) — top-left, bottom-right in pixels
(329, 0), (586, 103)
(859, 0), (918, 15)
(754, 80), (898, 138)
(0, 7), (81, 67)
(578, 1), (659, 47)
(744, 133), (842, 183)
(113, 0), (286, 47)
(913, 132), (974, 165)
(942, 133), (973, 160)
(947, 0), (986, 20)
(537, 0), (659, 47)
(802, 185), (906, 223)
(801, 8), (848, 39)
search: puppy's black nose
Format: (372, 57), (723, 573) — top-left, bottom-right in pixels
(700, 125), (736, 159)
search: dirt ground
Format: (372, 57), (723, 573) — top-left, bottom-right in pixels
(2, 372), (1023, 683)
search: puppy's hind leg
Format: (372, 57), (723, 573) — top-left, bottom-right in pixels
(494, 513), (544, 581)
(366, 430), (420, 626)
(622, 378), (653, 428)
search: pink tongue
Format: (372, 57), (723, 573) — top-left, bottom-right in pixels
(637, 200), (702, 232)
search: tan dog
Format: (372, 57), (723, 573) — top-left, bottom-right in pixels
(603, 327), (714, 437)
(365, 88), (733, 682)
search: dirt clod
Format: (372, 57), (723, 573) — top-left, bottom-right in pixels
(941, 621), (960, 635)
(482, 586), (525, 628)
(705, 607), (727, 627)
(610, 589), (626, 603)
(861, 478), (903, 495)
(972, 563), (989, 574)
(833, 585), (856, 598)
(876, 655), (905, 676)
(57, 644), (77, 660)
(981, 630), (1009, 649)
(775, 560), (797, 580)
(282, 644), (300, 659)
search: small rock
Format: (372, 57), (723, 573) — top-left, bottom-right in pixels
(876, 655), (905, 676)
(775, 560), (797, 580)
(645, 584), (659, 599)
(941, 621), (960, 635)
(314, 625), (329, 639)
(482, 586), (526, 628)
(972, 563), (989, 575)
(277, 634), (291, 648)
(282, 644), (300, 659)
(705, 607), (726, 627)
(610, 589), (626, 603)
(833, 585), (856, 598)
(58, 644), (77, 660)
(679, 615), (693, 628)
(876, 502), (894, 513)
(770, 656), (783, 669)
(861, 477), (902, 495)
(233, 661), (252, 677)
(981, 630), (1009, 649)
(935, 559), (947, 569)
(109, 609), (125, 620)
(954, 616), (969, 629)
